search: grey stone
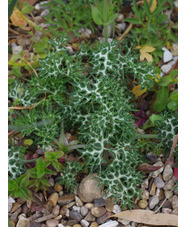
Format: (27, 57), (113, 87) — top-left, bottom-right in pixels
(81, 206), (89, 216)
(163, 165), (173, 181)
(72, 205), (81, 213)
(97, 213), (107, 225)
(10, 207), (22, 222)
(116, 14), (124, 22)
(154, 177), (165, 188)
(169, 195), (178, 209)
(94, 198), (105, 207)
(141, 178), (149, 189)
(85, 211), (96, 222)
(69, 210), (83, 222)
(164, 190), (173, 199)
(163, 179), (175, 191)
(17, 214), (30, 227)
(162, 208), (172, 214)
(149, 195), (159, 209)
(149, 161), (164, 178)
(118, 218), (130, 225)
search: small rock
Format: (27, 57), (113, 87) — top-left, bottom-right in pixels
(162, 47), (173, 63)
(97, 213), (107, 225)
(138, 200), (148, 209)
(72, 205), (81, 213)
(81, 31), (90, 39)
(32, 212), (43, 220)
(90, 222), (98, 227)
(171, 207), (178, 215)
(169, 195), (178, 209)
(80, 219), (89, 227)
(86, 29), (92, 35)
(78, 174), (104, 203)
(85, 212), (96, 222)
(73, 225), (82, 227)
(66, 209), (70, 217)
(146, 153), (157, 164)
(116, 14), (124, 22)
(154, 177), (165, 188)
(164, 190), (173, 199)
(94, 198), (105, 207)
(85, 203), (94, 210)
(22, 204), (28, 215)
(161, 64), (172, 74)
(66, 220), (78, 226)
(141, 189), (149, 200)
(58, 225), (65, 227)
(159, 199), (172, 209)
(48, 193), (59, 207)
(91, 207), (106, 218)
(78, 28), (85, 34)
(118, 218), (130, 225)
(69, 210), (83, 222)
(54, 215), (62, 221)
(156, 188), (165, 200)
(35, 3), (40, 10)
(80, 206), (88, 216)
(17, 214), (30, 227)
(163, 179), (175, 191)
(149, 195), (159, 209)
(35, 214), (54, 223)
(116, 23), (126, 32)
(8, 197), (15, 212)
(40, 9), (50, 17)
(58, 194), (75, 206)
(75, 196), (83, 207)
(46, 219), (59, 227)
(59, 191), (64, 197)
(150, 161), (164, 178)
(52, 205), (60, 217)
(54, 183), (63, 192)
(10, 207), (22, 223)
(12, 46), (23, 55)
(60, 206), (67, 216)
(163, 165), (173, 181)
(149, 183), (156, 196)
(66, 202), (76, 208)
(162, 208), (172, 214)
(112, 204), (121, 214)
(141, 178), (149, 189)
(105, 199), (114, 212)
(171, 43), (178, 56)
(99, 220), (119, 227)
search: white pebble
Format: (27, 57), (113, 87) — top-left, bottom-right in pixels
(80, 219), (90, 227)
(35, 3), (40, 10)
(66, 208), (70, 217)
(78, 28), (85, 34)
(162, 47), (173, 63)
(161, 64), (172, 74)
(99, 220), (119, 227)
(86, 28), (92, 35)
(112, 204), (121, 214)
(12, 46), (23, 55)
(40, 9), (50, 17)
(116, 13), (124, 22)
(72, 205), (81, 213)
(117, 23), (126, 32)
(58, 224), (65, 227)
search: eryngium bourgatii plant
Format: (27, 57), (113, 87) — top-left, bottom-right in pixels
(9, 37), (159, 208)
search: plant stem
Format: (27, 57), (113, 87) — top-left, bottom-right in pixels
(20, 158), (38, 163)
(68, 144), (85, 152)
(135, 134), (159, 139)
(103, 0), (108, 41)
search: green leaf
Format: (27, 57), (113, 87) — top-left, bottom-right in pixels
(21, 1), (34, 14)
(21, 173), (30, 186)
(170, 90), (178, 101)
(8, 0), (18, 19)
(23, 139), (33, 146)
(52, 161), (62, 171)
(8, 78), (15, 85)
(153, 87), (169, 112)
(124, 18), (142, 25)
(45, 168), (56, 175)
(159, 76), (174, 86)
(91, 4), (103, 25)
(104, 13), (118, 26)
(167, 100), (178, 110)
